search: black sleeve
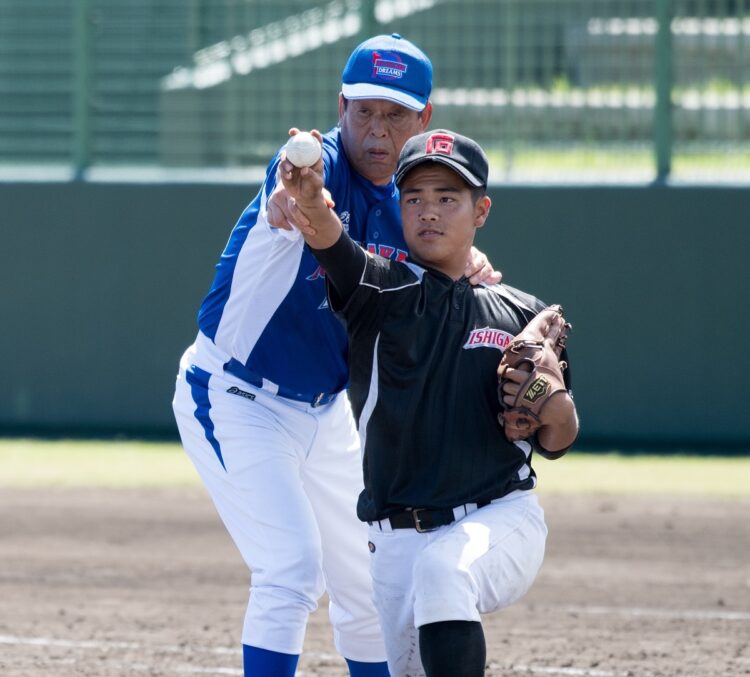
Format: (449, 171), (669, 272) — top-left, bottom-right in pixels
(532, 442), (570, 460)
(308, 229), (367, 311)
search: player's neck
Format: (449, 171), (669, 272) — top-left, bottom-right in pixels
(412, 255), (466, 281)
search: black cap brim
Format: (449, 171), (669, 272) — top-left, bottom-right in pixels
(395, 155), (485, 188)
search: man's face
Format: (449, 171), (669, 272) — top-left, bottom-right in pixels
(339, 96), (432, 186)
(399, 163), (490, 278)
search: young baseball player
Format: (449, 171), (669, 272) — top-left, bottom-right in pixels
(278, 129), (579, 676)
(172, 35), (499, 677)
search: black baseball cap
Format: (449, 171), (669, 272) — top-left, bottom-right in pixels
(395, 129), (489, 188)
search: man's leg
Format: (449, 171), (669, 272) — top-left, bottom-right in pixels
(243, 645), (299, 677)
(413, 493), (548, 676)
(419, 620), (485, 677)
(345, 658), (391, 676)
(301, 394), (389, 676)
(366, 525), (430, 677)
(173, 364), (327, 674)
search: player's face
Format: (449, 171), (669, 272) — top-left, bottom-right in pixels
(399, 164), (491, 280)
(338, 96), (432, 186)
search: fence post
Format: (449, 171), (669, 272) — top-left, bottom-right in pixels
(360, 0), (377, 39)
(503, 0), (517, 179)
(72, 0), (93, 180)
(654, 0), (673, 183)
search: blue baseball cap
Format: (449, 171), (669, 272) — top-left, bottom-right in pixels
(341, 33), (432, 111)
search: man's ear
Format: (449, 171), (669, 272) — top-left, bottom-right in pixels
(474, 195), (492, 229)
(419, 101), (433, 131)
(338, 94), (346, 121)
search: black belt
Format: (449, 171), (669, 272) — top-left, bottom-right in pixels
(372, 502), (491, 533)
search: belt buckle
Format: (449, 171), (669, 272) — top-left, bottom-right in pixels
(411, 508), (433, 533)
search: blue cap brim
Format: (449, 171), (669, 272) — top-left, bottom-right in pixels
(341, 82), (427, 111)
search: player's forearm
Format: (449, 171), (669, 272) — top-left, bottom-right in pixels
(294, 195), (343, 250)
(536, 395), (579, 458)
(310, 230), (366, 304)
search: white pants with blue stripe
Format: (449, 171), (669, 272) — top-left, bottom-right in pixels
(172, 347), (386, 662)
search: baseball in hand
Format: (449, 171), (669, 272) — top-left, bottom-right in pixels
(285, 131), (322, 168)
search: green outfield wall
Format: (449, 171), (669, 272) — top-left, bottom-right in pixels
(2, 181), (748, 451)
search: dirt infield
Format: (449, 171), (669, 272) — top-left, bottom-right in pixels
(1, 487), (748, 676)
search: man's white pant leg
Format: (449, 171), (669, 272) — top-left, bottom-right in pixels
(302, 394), (387, 662)
(368, 528), (427, 677)
(172, 362), (325, 655)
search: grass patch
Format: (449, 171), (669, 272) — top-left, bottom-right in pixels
(537, 451), (749, 499)
(0, 439), (747, 497)
(0, 438), (197, 488)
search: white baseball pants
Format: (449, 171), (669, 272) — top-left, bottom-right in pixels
(367, 492), (547, 677)
(172, 348), (386, 661)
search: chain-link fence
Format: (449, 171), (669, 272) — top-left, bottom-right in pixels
(1, 0), (747, 183)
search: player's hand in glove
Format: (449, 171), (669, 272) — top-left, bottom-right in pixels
(497, 305), (576, 452)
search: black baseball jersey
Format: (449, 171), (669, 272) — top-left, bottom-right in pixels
(313, 231), (571, 523)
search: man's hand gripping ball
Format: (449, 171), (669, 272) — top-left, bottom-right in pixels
(284, 131), (322, 168)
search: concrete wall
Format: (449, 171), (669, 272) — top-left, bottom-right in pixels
(2, 181), (748, 450)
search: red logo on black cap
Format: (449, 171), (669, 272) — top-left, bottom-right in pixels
(426, 133), (455, 155)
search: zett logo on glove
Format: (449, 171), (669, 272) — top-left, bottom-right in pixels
(523, 376), (551, 404)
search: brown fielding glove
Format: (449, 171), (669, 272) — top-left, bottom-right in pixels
(497, 305), (571, 441)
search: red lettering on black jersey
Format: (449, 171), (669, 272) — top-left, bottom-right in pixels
(463, 327), (514, 350)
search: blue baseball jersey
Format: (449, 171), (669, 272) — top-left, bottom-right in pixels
(195, 127), (409, 398)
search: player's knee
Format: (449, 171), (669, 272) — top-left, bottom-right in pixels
(294, 558), (326, 601)
(248, 561), (325, 628)
(250, 580), (322, 616)
(256, 540), (326, 602)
